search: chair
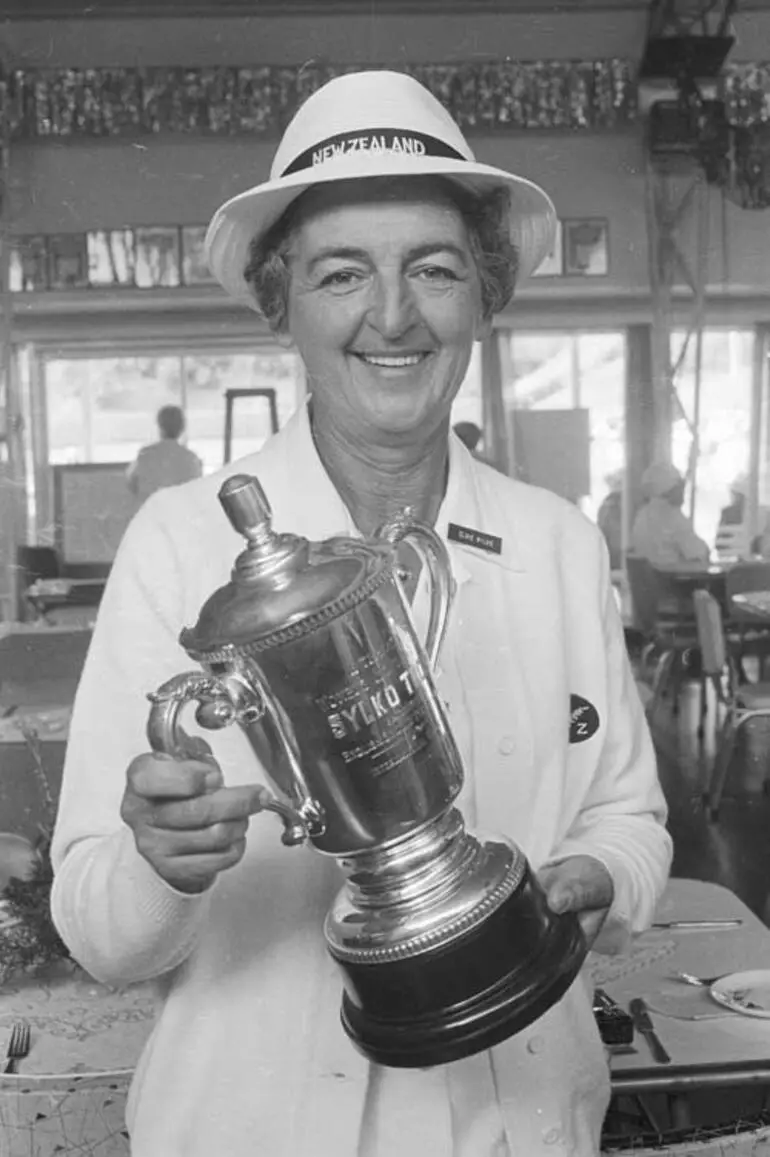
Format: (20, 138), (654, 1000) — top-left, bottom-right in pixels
(693, 588), (770, 820)
(15, 546), (62, 621)
(724, 559), (770, 678)
(714, 522), (751, 563)
(625, 555), (703, 723)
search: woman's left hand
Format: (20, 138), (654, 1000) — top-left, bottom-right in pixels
(537, 855), (615, 950)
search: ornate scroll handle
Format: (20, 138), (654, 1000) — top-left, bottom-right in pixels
(376, 510), (456, 671)
(146, 671), (313, 847)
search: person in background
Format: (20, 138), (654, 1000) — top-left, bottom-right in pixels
(596, 469), (623, 571)
(718, 474), (747, 528)
(453, 420), (496, 467)
(630, 461), (710, 568)
(126, 404), (203, 507)
(453, 420), (483, 454)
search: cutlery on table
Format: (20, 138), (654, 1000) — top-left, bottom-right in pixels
(3, 1020), (31, 1074)
(652, 919), (742, 930)
(671, 971), (727, 988)
(628, 998), (671, 1065)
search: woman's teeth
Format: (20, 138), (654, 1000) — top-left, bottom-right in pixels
(356, 353), (425, 367)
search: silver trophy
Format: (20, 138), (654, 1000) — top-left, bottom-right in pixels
(147, 474), (586, 1067)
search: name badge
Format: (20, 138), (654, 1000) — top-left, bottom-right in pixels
(447, 523), (502, 556)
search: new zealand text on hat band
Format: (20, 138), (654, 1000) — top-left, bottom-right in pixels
(281, 128), (467, 177)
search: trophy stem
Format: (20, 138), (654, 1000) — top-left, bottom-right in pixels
(326, 809), (525, 963)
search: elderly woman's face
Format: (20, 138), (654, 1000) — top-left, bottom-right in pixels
(284, 179), (485, 440)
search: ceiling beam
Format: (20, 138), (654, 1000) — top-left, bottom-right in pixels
(1, 0), (765, 19)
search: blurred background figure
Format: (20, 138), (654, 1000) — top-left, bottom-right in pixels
(126, 404), (202, 507)
(596, 468), (624, 570)
(714, 473), (752, 561)
(630, 461), (710, 568)
(453, 420), (483, 454)
(719, 473), (748, 527)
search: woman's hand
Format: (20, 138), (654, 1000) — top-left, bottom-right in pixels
(120, 750), (268, 895)
(537, 855), (615, 950)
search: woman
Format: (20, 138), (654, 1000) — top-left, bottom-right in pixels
(51, 71), (671, 1157)
(630, 461), (710, 569)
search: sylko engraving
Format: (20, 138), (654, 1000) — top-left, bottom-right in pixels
(326, 670), (416, 740)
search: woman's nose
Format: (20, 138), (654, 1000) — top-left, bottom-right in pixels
(367, 275), (418, 339)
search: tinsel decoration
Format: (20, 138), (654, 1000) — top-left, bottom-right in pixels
(0, 59), (640, 139)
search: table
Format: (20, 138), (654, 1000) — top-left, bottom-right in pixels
(1, 878), (768, 1155)
(0, 961), (154, 1157)
(24, 578), (106, 622)
(606, 878), (770, 1096)
(733, 591), (770, 619)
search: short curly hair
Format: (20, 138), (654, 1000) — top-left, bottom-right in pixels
(243, 177), (518, 334)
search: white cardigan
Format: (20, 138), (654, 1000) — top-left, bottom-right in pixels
(51, 404), (672, 1157)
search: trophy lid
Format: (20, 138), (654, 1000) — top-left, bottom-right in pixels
(181, 474), (389, 654)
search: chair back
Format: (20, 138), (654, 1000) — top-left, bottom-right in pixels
(714, 523), (751, 562)
(16, 545), (61, 584)
(725, 560), (770, 599)
(693, 589), (727, 676)
(625, 555), (660, 635)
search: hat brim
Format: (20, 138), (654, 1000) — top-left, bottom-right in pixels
(205, 152), (556, 312)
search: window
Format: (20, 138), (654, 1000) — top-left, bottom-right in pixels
(670, 329), (754, 547)
(44, 351), (304, 473)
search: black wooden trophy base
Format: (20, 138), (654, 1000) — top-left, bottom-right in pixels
(335, 862), (587, 1068)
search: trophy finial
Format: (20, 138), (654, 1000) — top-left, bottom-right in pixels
(219, 475), (273, 547)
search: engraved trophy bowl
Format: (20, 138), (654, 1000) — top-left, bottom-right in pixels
(146, 474), (587, 1068)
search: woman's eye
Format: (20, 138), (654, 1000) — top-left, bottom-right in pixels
(414, 265), (459, 283)
(318, 269), (363, 290)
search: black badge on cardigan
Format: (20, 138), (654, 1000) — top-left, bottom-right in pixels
(569, 694), (600, 743)
(447, 523), (502, 555)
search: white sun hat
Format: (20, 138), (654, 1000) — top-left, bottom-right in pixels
(205, 69), (557, 310)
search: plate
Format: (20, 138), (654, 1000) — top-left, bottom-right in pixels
(710, 970), (770, 1018)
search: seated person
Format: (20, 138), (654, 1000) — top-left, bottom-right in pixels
(630, 462), (710, 569)
(718, 474), (747, 528)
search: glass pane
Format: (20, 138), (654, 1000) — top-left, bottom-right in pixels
(135, 227), (181, 289)
(46, 357), (183, 465)
(183, 352), (304, 471)
(87, 229), (137, 287)
(670, 329), (754, 547)
(505, 331), (625, 518)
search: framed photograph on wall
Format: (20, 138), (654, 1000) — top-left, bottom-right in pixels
(563, 219), (609, 276)
(9, 236), (48, 291)
(87, 229), (137, 286)
(181, 225), (215, 285)
(48, 234), (89, 289)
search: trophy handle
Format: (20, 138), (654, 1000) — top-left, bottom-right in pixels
(146, 671), (315, 847)
(376, 511), (455, 670)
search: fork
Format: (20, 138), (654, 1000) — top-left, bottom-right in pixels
(3, 1020), (31, 1073)
(670, 970), (727, 988)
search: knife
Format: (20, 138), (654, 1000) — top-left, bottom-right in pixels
(628, 998), (671, 1065)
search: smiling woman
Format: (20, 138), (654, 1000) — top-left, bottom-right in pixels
(49, 69), (672, 1157)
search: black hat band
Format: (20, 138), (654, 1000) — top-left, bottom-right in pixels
(281, 128), (466, 177)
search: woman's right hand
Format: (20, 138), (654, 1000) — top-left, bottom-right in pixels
(120, 751), (268, 894)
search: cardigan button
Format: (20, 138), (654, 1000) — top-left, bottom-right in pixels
(526, 1035), (544, 1054)
(498, 735), (515, 755)
(542, 1126), (563, 1145)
